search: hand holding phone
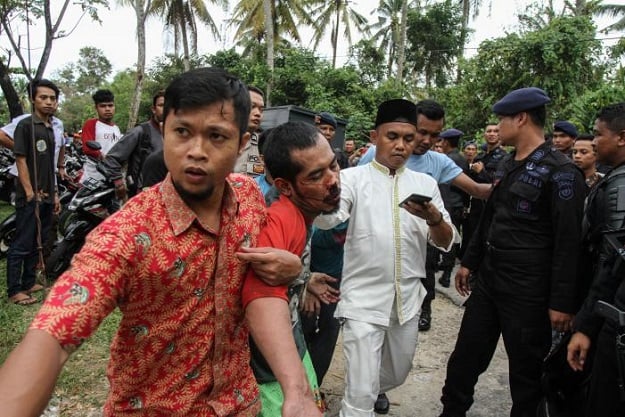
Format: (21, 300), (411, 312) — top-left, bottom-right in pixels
(399, 193), (432, 207)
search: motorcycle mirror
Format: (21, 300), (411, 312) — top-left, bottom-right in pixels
(85, 141), (102, 151)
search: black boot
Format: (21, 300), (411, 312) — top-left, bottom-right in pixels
(374, 393), (390, 414)
(418, 300), (432, 331)
(438, 269), (451, 288)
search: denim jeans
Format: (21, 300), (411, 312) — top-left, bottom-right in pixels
(6, 200), (53, 298)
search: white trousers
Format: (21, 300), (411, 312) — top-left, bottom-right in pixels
(339, 313), (421, 417)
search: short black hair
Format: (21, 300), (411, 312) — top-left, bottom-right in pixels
(248, 86), (265, 99)
(416, 99), (445, 122)
(526, 106), (547, 128)
(152, 90), (165, 106)
(596, 102), (625, 135)
(575, 133), (594, 142)
(92, 89), (115, 104)
(26, 79), (60, 101)
(264, 121), (321, 183)
(163, 68), (250, 137)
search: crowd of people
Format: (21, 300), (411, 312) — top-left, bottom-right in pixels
(0, 68), (624, 417)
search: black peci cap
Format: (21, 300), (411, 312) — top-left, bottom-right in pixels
(375, 99), (418, 128)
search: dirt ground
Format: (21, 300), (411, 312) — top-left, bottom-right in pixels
(321, 274), (512, 417)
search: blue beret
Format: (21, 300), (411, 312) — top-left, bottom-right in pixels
(553, 120), (578, 138)
(317, 112), (337, 129)
(375, 99), (417, 127)
(492, 87), (551, 115)
(440, 128), (464, 139)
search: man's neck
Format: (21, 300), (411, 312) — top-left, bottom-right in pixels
(584, 167), (597, 179)
(514, 134), (545, 161)
(486, 143), (499, 153)
(34, 111), (51, 126)
(99, 118), (113, 125)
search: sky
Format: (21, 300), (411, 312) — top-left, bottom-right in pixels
(2, 0), (621, 77)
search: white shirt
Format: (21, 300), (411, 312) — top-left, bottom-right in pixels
(80, 118), (122, 183)
(315, 160), (459, 326)
(2, 114), (65, 177)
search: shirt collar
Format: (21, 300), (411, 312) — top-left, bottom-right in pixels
(159, 174), (241, 236)
(371, 158), (406, 176)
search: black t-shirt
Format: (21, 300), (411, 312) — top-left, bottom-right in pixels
(141, 149), (168, 189)
(13, 115), (56, 207)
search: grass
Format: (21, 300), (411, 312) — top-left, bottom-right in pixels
(0, 201), (119, 414)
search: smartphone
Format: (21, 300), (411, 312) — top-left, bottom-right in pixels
(399, 193), (432, 207)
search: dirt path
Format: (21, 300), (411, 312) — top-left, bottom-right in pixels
(321, 278), (512, 417)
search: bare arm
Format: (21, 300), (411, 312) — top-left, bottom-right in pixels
(0, 330), (70, 417)
(0, 130), (14, 149)
(16, 155), (34, 201)
(246, 298), (322, 417)
(451, 172), (492, 200)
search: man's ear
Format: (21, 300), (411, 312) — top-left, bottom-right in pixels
(273, 178), (292, 196)
(370, 129), (378, 146)
(616, 129), (625, 147)
(239, 132), (251, 155)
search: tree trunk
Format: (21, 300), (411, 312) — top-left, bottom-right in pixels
(332, 1), (340, 68)
(396, 0), (408, 83)
(180, 19), (190, 71)
(0, 60), (24, 119)
(263, 0), (274, 106)
(128, 0), (150, 130)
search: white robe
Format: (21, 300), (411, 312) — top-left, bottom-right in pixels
(315, 160), (459, 326)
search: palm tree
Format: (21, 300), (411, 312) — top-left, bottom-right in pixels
(150, 0), (225, 71)
(229, 0), (314, 51)
(263, 0), (274, 105)
(456, 0), (489, 81)
(595, 2), (625, 31)
(118, 0), (152, 129)
(309, 0), (369, 68)
(367, 0), (405, 78)
(396, 0), (408, 82)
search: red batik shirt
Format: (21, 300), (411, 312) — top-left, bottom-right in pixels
(31, 174), (266, 416)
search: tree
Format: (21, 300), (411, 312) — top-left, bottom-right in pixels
(309, 0), (369, 68)
(117, 0), (152, 130)
(456, 0), (488, 80)
(396, 0), (408, 81)
(229, 0), (314, 52)
(0, 0), (106, 118)
(405, 1), (465, 88)
(594, 2), (625, 31)
(263, 0), (274, 105)
(367, 0), (405, 78)
(52, 46), (113, 130)
(149, 0), (225, 71)
(439, 15), (604, 134)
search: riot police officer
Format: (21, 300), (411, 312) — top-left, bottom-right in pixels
(440, 87), (586, 417)
(568, 102), (625, 417)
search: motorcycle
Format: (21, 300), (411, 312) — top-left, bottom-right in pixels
(0, 146), (85, 258)
(45, 142), (117, 280)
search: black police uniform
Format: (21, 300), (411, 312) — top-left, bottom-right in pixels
(438, 148), (469, 284)
(440, 142), (586, 417)
(573, 164), (625, 417)
(461, 146), (507, 259)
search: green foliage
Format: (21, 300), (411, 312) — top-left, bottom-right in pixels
(563, 77), (625, 133)
(439, 15), (604, 135)
(405, 0), (465, 88)
(110, 69), (155, 130)
(52, 47), (115, 133)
